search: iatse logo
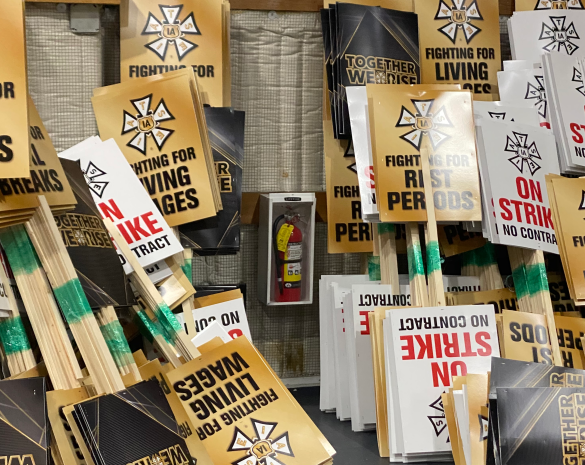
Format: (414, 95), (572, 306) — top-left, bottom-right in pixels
(83, 161), (109, 198)
(427, 395), (448, 441)
(434, 0), (483, 44)
(525, 75), (548, 119)
(228, 419), (294, 465)
(396, 99), (452, 150)
(572, 65), (585, 96)
(504, 132), (542, 175)
(539, 16), (580, 54)
(487, 111), (508, 120)
(142, 5), (200, 60)
(534, 0), (584, 9)
(122, 94), (175, 155)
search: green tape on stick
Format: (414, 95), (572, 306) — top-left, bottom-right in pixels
(54, 279), (93, 324)
(135, 310), (172, 345)
(100, 320), (133, 368)
(135, 310), (160, 343)
(154, 302), (184, 340)
(368, 256), (381, 281)
(483, 242), (498, 266)
(378, 223), (395, 235)
(426, 240), (442, 274)
(0, 315), (31, 355)
(0, 226), (40, 276)
(526, 262), (549, 295)
(407, 243), (425, 281)
(512, 264), (529, 300)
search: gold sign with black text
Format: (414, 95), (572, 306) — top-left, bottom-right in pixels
(414, 0), (501, 99)
(121, 0), (229, 107)
(0, 0), (30, 178)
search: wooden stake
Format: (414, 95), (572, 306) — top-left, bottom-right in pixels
(378, 224), (400, 292)
(420, 148), (445, 306)
(507, 246), (532, 313)
(182, 296), (197, 336)
(96, 306), (141, 382)
(0, 226), (82, 390)
(26, 196), (124, 394)
(521, 248), (562, 366)
(406, 223), (429, 307)
(104, 219), (200, 361)
(0, 257), (35, 374)
(131, 305), (182, 368)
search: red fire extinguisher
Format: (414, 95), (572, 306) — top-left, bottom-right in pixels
(273, 213), (302, 302)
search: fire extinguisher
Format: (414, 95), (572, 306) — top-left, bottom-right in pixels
(272, 213), (302, 302)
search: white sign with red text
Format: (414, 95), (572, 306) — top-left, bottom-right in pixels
(478, 119), (559, 253)
(542, 51), (585, 173)
(70, 138), (183, 273)
(347, 283), (396, 432)
(386, 305), (498, 456)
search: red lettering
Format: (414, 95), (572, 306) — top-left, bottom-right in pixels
(571, 122), (584, 143)
(400, 335), (415, 360)
(366, 166), (375, 189)
(529, 179), (543, 203)
(451, 360), (467, 377)
(143, 212), (163, 234)
(442, 333), (460, 357)
(98, 199), (124, 222)
(524, 203), (537, 225)
(116, 222), (133, 244)
(510, 200), (523, 222)
(124, 216), (150, 241)
(416, 334), (434, 359)
(434, 333), (443, 358)
(431, 361), (450, 387)
(228, 328), (244, 339)
(359, 311), (370, 335)
(499, 198), (513, 221)
(516, 177), (529, 199)
(461, 332), (477, 357)
(475, 331), (493, 356)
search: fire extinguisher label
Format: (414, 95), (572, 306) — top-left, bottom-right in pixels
(284, 243), (302, 286)
(276, 224), (295, 252)
(285, 242), (302, 261)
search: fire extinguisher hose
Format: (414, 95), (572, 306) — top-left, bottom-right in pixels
(272, 214), (286, 294)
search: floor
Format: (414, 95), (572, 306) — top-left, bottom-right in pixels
(291, 387), (451, 465)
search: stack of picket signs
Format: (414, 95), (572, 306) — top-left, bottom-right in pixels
(59, 137), (186, 289)
(508, 10), (585, 66)
(474, 97), (560, 252)
(547, 175), (585, 307)
(321, 2), (420, 139)
(176, 287), (253, 342)
(320, 66), (580, 463)
(319, 274), (481, 423)
(446, 357), (585, 465)
(543, 51), (585, 174)
(91, 67), (223, 224)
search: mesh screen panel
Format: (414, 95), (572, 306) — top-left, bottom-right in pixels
(26, 3), (101, 152)
(23, 5), (512, 379)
